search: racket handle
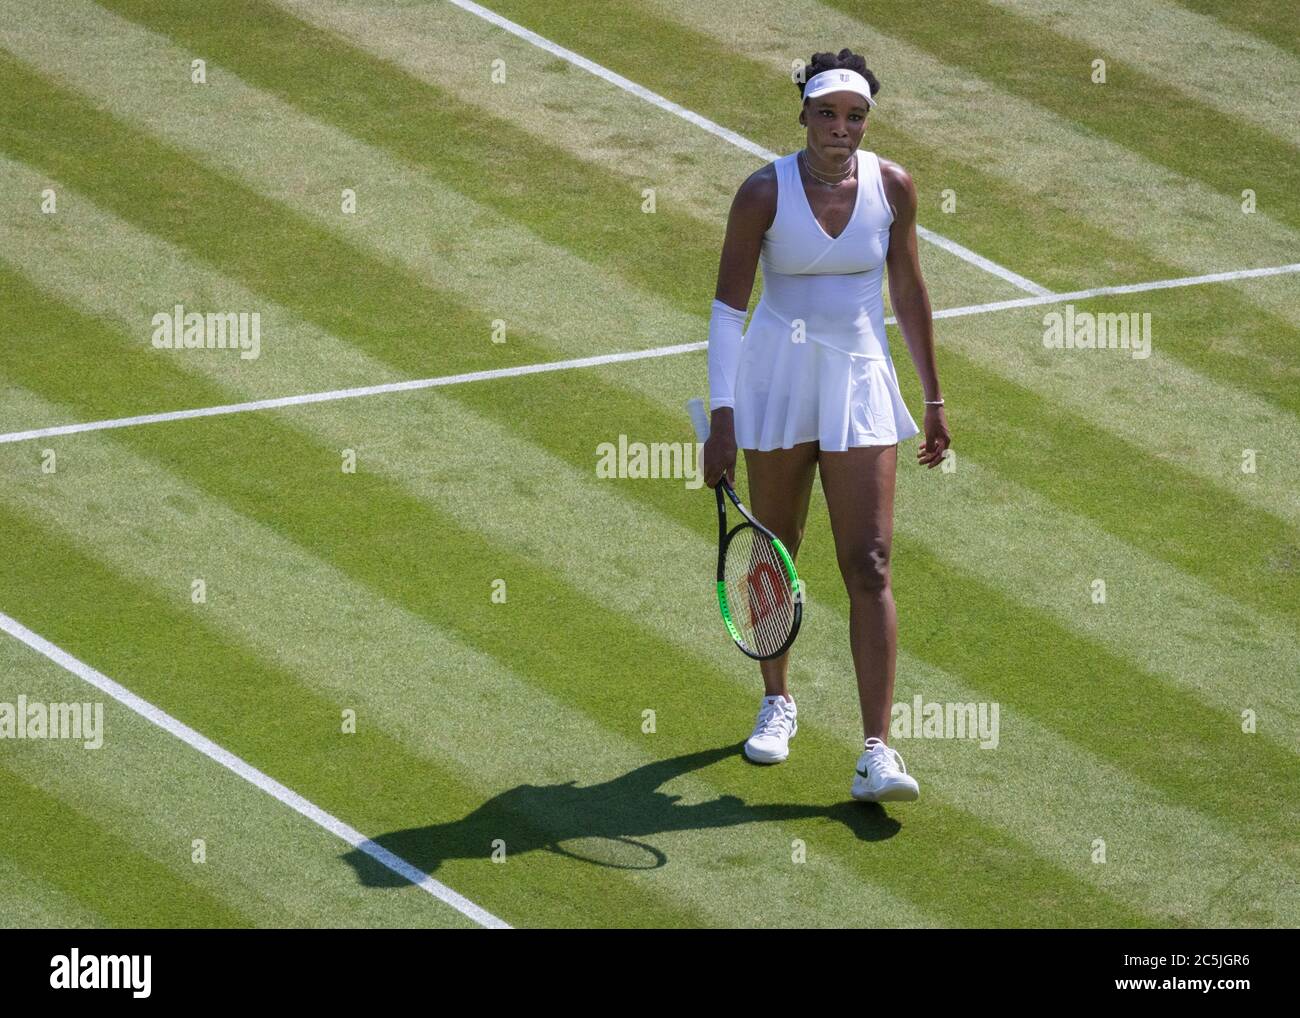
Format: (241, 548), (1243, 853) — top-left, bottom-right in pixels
(686, 398), (711, 443)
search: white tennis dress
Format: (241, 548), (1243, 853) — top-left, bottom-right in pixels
(733, 149), (920, 452)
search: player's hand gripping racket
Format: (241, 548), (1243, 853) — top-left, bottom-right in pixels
(687, 398), (802, 660)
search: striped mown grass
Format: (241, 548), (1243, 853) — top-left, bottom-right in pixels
(836, 0), (1300, 234)
(5, 274), (1294, 925)
(476, 0), (1300, 284)
(2, 284), (1170, 926)
(1174, 0), (1300, 61)
(2, 0), (1296, 927)
(984, 0), (1300, 147)
(8, 196), (1297, 749)
(638, 0), (1300, 305)
(5, 385), (1295, 925)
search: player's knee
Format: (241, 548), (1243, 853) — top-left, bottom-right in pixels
(839, 538), (891, 595)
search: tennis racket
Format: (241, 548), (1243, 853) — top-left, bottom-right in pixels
(687, 398), (802, 660)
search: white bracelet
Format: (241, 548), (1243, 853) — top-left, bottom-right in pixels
(924, 398), (945, 406)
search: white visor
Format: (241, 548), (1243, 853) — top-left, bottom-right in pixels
(803, 68), (876, 108)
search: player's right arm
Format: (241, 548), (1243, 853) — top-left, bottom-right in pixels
(705, 165), (776, 488)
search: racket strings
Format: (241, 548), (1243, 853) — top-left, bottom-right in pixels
(732, 536), (793, 655)
(723, 526), (796, 657)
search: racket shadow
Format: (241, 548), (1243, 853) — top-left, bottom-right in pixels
(342, 743), (900, 886)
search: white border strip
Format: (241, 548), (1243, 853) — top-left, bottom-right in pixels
(0, 342), (705, 445)
(925, 261), (1300, 322)
(445, 0), (1052, 297)
(1, 263), (1294, 448)
(0, 610), (511, 930)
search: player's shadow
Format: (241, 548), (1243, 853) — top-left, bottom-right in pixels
(341, 743), (899, 885)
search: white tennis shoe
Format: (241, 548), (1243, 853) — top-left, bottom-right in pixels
(851, 737), (920, 802)
(743, 695), (797, 763)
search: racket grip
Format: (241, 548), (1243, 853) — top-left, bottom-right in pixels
(686, 398), (711, 443)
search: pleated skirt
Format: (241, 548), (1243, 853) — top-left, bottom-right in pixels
(733, 317), (920, 452)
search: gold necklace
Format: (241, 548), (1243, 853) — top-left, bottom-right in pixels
(800, 148), (855, 186)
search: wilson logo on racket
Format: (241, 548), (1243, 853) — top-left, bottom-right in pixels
(746, 561), (789, 628)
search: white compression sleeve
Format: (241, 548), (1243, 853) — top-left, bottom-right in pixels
(707, 298), (748, 411)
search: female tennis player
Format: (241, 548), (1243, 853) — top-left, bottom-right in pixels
(702, 50), (950, 802)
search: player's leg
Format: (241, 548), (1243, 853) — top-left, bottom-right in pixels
(740, 441), (818, 699)
(736, 441), (817, 764)
(817, 443), (898, 741)
(818, 442), (919, 799)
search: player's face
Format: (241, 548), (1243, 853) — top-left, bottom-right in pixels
(801, 93), (869, 160)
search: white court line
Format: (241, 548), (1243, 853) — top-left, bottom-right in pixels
(0, 610), (511, 931)
(1, 262), (1295, 448)
(444, 0), (1053, 298)
(926, 260), (1300, 321)
(0, 342), (705, 445)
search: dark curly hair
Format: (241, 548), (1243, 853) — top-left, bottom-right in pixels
(796, 49), (880, 104)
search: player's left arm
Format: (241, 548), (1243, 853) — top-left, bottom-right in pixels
(882, 158), (951, 468)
